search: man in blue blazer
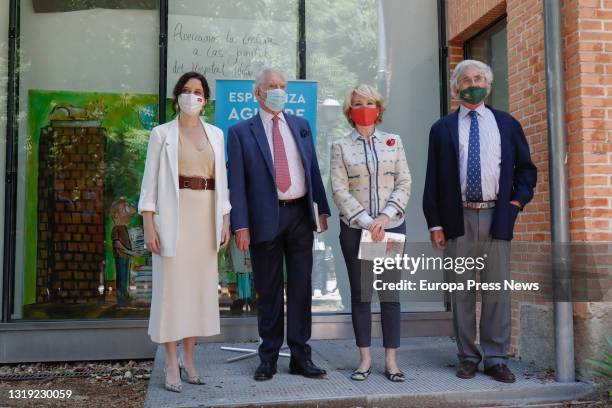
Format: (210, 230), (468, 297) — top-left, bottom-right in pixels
(423, 60), (537, 383)
(227, 68), (331, 381)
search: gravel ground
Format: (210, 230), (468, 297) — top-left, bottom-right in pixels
(0, 360), (152, 408)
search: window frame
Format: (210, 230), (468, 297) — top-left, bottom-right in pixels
(2, 0), (449, 323)
(463, 16), (509, 111)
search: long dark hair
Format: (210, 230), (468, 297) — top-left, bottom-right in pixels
(171, 72), (211, 115)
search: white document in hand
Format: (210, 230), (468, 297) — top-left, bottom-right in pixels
(357, 229), (406, 261)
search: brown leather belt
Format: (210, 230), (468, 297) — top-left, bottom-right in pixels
(463, 201), (496, 210)
(178, 175), (215, 190)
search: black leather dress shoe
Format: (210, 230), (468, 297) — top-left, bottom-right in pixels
(455, 361), (478, 379)
(254, 361), (277, 381)
(484, 364), (516, 383)
(289, 359), (326, 378)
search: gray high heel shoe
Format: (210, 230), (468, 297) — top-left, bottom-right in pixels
(163, 366), (183, 393)
(178, 355), (206, 385)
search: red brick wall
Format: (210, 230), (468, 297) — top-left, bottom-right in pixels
(564, 0), (612, 242)
(506, 0), (550, 243)
(447, 0), (508, 41)
(448, 40), (465, 107)
(444, 0), (612, 362)
(563, 0), (612, 378)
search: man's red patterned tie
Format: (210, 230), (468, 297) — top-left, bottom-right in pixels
(272, 115), (292, 193)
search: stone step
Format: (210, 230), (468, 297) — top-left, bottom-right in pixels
(144, 337), (593, 408)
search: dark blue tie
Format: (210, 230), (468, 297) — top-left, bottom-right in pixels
(466, 110), (483, 202)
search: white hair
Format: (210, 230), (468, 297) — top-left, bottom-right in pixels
(450, 59), (494, 93)
(254, 67), (287, 92)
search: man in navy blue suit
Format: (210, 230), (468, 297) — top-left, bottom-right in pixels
(423, 60), (537, 383)
(227, 68), (331, 381)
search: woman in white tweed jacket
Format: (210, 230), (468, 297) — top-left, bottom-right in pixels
(330, 84), (411, 382)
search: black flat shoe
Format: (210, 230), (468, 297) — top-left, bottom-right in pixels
(254, 361), (277, 381)
(350, 367), (371, 381)
(289, 359), (326, 378)
(384, 368), (406, 382)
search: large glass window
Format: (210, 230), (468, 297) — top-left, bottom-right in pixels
(0, 0), (9, 312)
(307, 0), (444, 313)
(168, 0), (297, 100)
(11, 0), (444, 320)
(465, 18), (509, 111)
(13, 1), (159, 319)
(167, 0), (299, 317)
(165, 0), (444, 317)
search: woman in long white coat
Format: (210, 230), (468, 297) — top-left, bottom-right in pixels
(138, 72), (231, 393)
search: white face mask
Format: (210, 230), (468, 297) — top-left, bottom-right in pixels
(264, 88), (288, 112)
(178, 93), (205, 116)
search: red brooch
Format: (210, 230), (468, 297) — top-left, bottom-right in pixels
(386, 138), (396, 147)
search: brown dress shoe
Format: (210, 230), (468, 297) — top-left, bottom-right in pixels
(456, 361), (478, 379)
(484, 364), (516, 383)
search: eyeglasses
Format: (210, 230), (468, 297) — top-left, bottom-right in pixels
(460, 75), (486, 86)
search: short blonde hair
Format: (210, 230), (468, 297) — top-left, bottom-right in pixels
(342, 84), (386, 127)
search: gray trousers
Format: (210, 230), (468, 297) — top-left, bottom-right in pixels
(444, 208), (511, 368)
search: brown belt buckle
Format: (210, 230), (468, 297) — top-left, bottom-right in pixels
(182, 179), (191, 189)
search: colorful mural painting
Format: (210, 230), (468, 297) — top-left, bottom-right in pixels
(22, 90), (254, 319)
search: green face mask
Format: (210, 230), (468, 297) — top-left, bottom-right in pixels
(459, 87), (487, 105)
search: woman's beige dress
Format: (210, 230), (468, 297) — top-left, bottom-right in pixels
(148, 131), (220, 343)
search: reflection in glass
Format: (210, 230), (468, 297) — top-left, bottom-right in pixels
(307, 0), (445, 313)
(12, 0), (445, 320)
(168, 0), (298, 98)
(15, 1), (159, 319)
(306, 0), (378, 313)
(167, 0), (300, 317)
